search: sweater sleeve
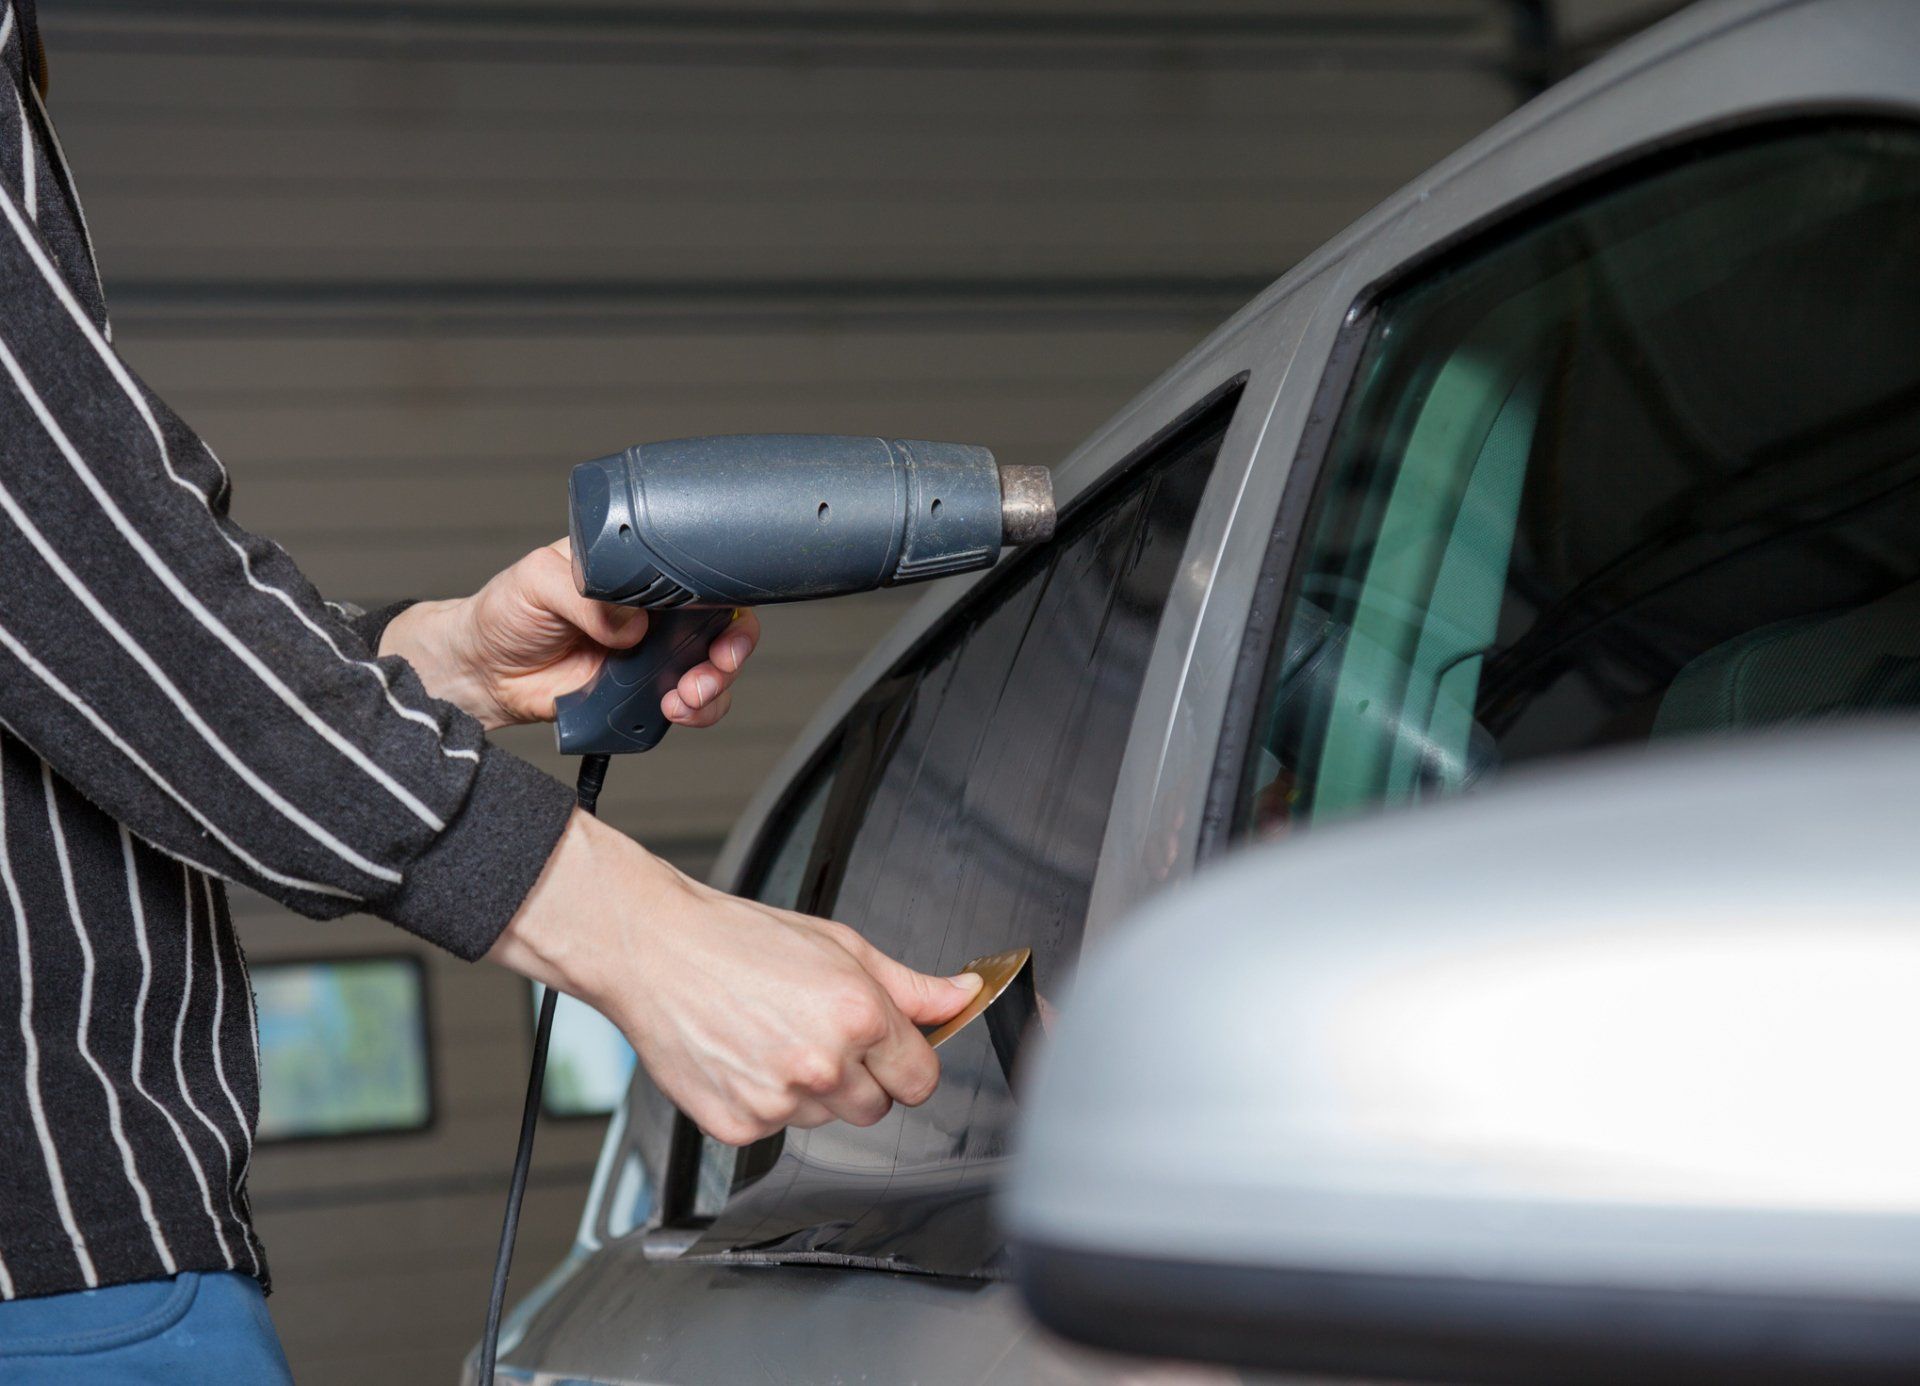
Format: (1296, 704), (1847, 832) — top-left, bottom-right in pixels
(332, 598), (420, 657)
(0, 53), (575, 959)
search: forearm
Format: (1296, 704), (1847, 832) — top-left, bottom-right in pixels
(484, 809), (686, 1003)
(486, 805), (983, 1148)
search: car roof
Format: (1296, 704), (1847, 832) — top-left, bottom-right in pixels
(710, 0), (1912, 887)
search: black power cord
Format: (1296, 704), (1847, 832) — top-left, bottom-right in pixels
(478, 751), (611, 1386)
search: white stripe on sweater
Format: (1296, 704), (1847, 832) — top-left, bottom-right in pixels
(172, 866), (256, 1277)
(22, 79), (104, 324)
(0, 742), (97, 1287)
(42, 763), (177, 1275)
(12, 83), (30, 222)
(196, 443), (481, 763)
(0, 620), (359, 901)
(120, 828), (234, 1264)
(0, 450), (404, 886)
(200, 874), (254, 1192)
(0, 174), (477, 771)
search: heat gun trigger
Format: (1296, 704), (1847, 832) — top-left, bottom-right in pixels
(554, 607), (738, 756)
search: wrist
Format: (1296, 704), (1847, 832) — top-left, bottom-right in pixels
(485, 810), (686, 1009)
(380, 597), (514, 729)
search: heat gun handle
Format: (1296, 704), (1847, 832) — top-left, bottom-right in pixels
(553, 608), (736, 757)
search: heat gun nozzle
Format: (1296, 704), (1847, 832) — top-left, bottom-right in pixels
(997, 465), (1056, 547)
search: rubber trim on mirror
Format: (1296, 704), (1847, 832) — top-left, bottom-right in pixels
(1017, 1241), (1920, 1386)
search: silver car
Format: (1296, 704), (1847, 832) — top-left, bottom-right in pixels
(484, 0), (1920, 1378)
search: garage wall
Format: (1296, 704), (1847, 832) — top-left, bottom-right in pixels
(33, 2), (1612, 1380)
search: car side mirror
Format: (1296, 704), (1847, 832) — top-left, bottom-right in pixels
(1007, 726), (1920, 1384)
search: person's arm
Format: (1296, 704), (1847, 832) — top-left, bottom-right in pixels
(358, 544), (980, 1139)
(0, 92), (742, 956)
(0, 296), (567, 959)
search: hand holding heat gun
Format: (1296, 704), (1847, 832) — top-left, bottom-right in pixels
(554, 434), (1055, 755)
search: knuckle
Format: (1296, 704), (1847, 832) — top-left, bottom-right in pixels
(703, 1114), (759, 1148)
(820, 919), (867, 955)
(830, 986), (889, 1048)
(783, 1047), (842, 1096)
(743, 1088), (795, 1127)
(847, 1095), (894, 1128)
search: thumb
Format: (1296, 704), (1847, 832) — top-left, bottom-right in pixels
(860, 949), (983, 1027)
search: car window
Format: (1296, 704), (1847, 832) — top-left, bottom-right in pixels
(681, 385), (1237, 1272)
(1237, 122), (1920, 838)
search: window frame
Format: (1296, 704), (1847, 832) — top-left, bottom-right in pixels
(1198, 114), (1920, 860)
(249, 950), (436, 1147)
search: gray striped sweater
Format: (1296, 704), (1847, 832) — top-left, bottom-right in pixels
(0, 1), (577, 1300)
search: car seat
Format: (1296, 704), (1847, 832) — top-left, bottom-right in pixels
(1653, 579), (1920, 738)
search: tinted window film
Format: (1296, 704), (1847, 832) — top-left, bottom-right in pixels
(689, 389), (1234, 1273)
(1240, 124), (1920, 837)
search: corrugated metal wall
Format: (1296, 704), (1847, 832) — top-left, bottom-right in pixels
(35, 1), (1633, 1379)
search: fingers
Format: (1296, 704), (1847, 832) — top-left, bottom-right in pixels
(705, 609), (760, 674)
(663, 686), (730, 729)
(524, 545), (649, 648)
(696, 1066), (891, 1144)
(816, 1066), (894, 1129)
(854, 942), (984, 1028)
(777, 1097), (836, 1132)
(844, 944), (980, 1108)
(861, 1008), (944, 1109)
(695, 1054), (894, 1143)
(691, 967), (951, 1142)
(664, 610), (760, 726)
(830, 1068), (894, 1127)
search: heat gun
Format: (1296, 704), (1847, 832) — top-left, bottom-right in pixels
(480, 434), (1054, 1386)
(553, 433), (1055, 755)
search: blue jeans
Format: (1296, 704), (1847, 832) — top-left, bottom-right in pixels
(0, 1271), (294, 1383)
